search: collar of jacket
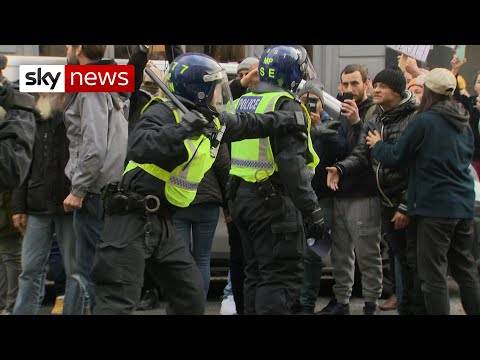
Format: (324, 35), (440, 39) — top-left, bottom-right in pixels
(379, 90), (418, 124)
(250, 82), (293, 95)
(86, 58), (117, 66)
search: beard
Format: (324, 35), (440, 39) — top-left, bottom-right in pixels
(35, 93), (65, 120)
(141, 82), (160, 96)
(66, 53), (79, 65)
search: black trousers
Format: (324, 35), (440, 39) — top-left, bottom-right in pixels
(417, 216), (480, 315)
(92, 211), (205, 315)
(382, 206), (426, 315)
(231, 181), (304, 315)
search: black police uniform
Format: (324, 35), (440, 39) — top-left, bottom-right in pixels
(92, 97), (308, 315)
(229, 82), (321, 315)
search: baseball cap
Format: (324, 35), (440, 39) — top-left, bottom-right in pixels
(424, 68), (457, 96)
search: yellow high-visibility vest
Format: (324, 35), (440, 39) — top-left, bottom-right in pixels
(124, 97), (220, 208)
(230, 91), (319, 183)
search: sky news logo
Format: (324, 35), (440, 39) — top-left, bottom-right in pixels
(19, 65), (135, 93)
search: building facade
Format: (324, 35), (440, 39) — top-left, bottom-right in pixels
(2, 45), (479, 95)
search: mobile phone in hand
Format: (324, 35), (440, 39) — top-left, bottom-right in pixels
(307, 97), (318, 113)
(343, 92), (354, 101)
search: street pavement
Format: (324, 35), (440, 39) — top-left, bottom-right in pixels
(37, 276), (466, 315)
(135, 277), (465, 315)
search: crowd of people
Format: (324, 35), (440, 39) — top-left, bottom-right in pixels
(0, 45), (479, 315)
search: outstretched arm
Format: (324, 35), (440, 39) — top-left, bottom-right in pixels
(220, 110), (307, 143)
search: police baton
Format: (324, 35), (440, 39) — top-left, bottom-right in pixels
(144, 66), (189, 114)
(144, 65), (222, 150)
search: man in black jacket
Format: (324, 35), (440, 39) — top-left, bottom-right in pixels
(91, 52), (310, 315)
(327, 66), (426, 315)
(317, 64), (383, 315)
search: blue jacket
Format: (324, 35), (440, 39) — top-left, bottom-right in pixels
(371, 101), (475, 219)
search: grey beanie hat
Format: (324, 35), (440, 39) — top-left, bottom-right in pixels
(237, 57), (259, 74)
(297, 80), (325, 106)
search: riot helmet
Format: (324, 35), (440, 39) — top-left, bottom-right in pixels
(258, 45), (317, 92)
(167, 53), (234, 114)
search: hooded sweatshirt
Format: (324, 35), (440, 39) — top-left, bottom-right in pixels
(371, 100), (475, 219)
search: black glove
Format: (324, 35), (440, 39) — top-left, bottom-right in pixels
(272, 111), (308, 140)
(290, 111), (308, 140)
(304, 206), (326, 240)
(310, 123), (337, 141)
(0, 82), (16, 110)
(181, 110), (210, 135)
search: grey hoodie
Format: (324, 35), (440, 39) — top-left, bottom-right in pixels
(63, 91), (129, 197)
(430, 101), (470, 132)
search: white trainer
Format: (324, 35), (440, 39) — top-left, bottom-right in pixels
(220, 295), (237, 315)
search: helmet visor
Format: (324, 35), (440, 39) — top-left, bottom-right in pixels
(206, 70), (234, 114)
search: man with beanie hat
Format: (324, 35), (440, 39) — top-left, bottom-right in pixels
(372, 66), (407, 97)
(325, 65), (427, 315)
(297, 80), (325, 108)
(230, 57), (260, 100)
(237, 57), (260, 78)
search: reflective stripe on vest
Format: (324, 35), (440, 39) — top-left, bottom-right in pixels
(124, 97), (220, 208)
(230, 91), (319, 183)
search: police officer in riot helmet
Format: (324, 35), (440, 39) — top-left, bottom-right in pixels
(0, 60), (36, 192)
(228, 45), (326, 314)
(92, 52), (309, 315)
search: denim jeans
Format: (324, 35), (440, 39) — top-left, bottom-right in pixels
(13, 214), (75, 315)
(63, 193), (104, 315)
(173, 204), (220, 298)
(49, 238), (66, 297)
(223, 271), (233, 297)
